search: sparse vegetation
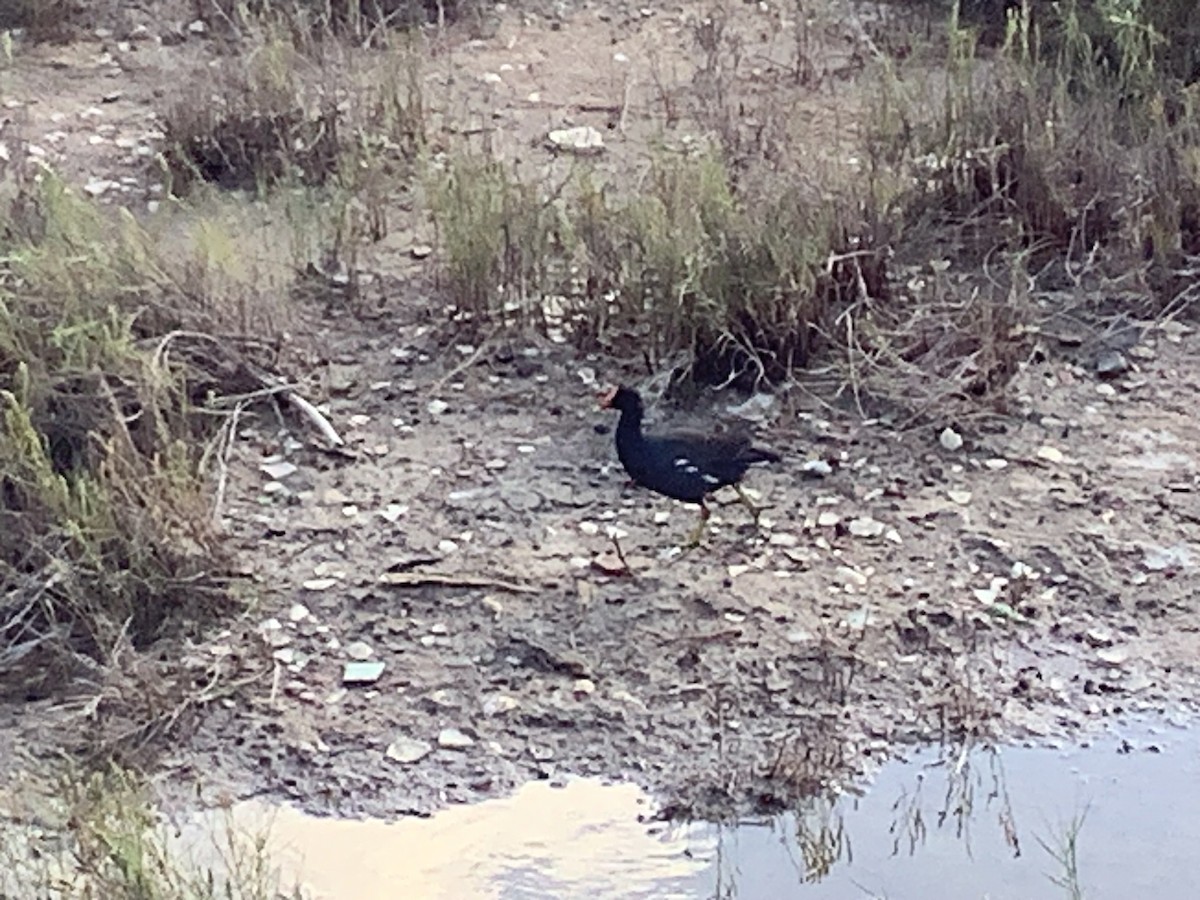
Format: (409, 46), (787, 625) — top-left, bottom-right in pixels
(1, 0), (1198, 892)
(0, 0), (82, 42)
(420, 0), (1199, 402)
(0, 167), (249, 703)
(1038, 806), (1090, 900)
(0, 762), (295, 899)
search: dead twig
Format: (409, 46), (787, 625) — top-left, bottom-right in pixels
(282, 389), (344, 447)
(377, 571), (537, 594)
(211, 401), (245, 528)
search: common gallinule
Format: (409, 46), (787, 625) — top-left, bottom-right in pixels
(599, 385), (781, 545)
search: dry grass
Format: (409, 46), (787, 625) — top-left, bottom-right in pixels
(191, 0), (495, 39)
(0, 0), (83, 42)
(0, 155), (298, 725)
(0, 4), (1198, 887)
(167, 0), (1200, 413)
(1, 762), (296, 899)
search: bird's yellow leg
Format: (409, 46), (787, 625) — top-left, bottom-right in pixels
(683, 502), (711, 548)
(734, 484), (767, 524)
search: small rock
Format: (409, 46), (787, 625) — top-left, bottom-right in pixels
(483, 694), (518, 716)
(842, 606), (875, 628)
(83, 178), (116, 197)
(1143, 543), (1194, 571)
(547, 125), (605, 154)
(572, 678), (596, 697)
(984, 458), (1009, 470)
(816, 511), (840, 527)
(939, 427), (963, 451)
(427, 399), (449, 415)
(947, 490), (972, 505)
(342, 661), (385, 685)
(591, 553), (628, 576)
(1094, 350), (1130, 379)
(380, 504), (408, 523)
(345, 641), (374, 661)
(438, 728), (475, 750)
(801, 459), (833, 478)
(386, 737), (432, 764)
(302, 578), (338, 591)
(1096, 646), (1130, 667)
(187, 19), (207, 34)
(410, 244), (433, 259)
(260, 460), (297, 480)
(322, 487), (351, 505)
(848, 517), (885, 538)
(287, 603), (311, 623)
(1036, 446), (1064, 464)
(836, 565), (868, 587)
(726, 393), (778, 423)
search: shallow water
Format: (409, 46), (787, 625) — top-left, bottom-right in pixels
(186, 721), (1200, 900)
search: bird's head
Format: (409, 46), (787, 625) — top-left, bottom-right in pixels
(598, 385), (643, 416)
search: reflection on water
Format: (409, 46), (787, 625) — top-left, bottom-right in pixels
(185, 722), (1200, 900)
(697, 723), (1199, 900)
(184, 779), (712, 900)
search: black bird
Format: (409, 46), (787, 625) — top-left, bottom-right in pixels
(599, 385), (781, 545)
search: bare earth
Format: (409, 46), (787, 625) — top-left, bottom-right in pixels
(3, 1), (1199, 821)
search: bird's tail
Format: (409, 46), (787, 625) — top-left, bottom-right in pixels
(746, 446), (782, 465)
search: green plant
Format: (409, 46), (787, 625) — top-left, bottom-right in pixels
(0, 169), (251, 701)
(429, 155), (572, 329)
(1037, 806), (1089, 900)
(0, 763), (296, 899)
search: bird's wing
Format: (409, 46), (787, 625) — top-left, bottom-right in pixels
(649, 431), (755, 467)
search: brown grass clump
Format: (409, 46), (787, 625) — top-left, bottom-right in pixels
(192, 0), (493, 37)
(158, 35), (342, 195)
(0, 0), (83, 42)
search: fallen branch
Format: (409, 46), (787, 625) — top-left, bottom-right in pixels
(282, 389), (344, 447)
(377, 572), (537, 594)
(211, 401), (245, 528)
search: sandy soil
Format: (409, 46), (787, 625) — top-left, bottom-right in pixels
(1, 0), (1199, 822)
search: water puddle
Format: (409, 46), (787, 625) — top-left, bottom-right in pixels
(185, 722), (1200, 899)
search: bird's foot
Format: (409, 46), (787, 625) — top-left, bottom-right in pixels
(681, 504), (711, 549)
(733, 485), (771, 524)
(682, 521), (707, 549)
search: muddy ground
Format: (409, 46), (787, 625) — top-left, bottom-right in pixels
(2, 0), (1200, 823)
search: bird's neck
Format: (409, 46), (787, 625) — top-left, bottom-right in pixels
(615, 406), (644, 451)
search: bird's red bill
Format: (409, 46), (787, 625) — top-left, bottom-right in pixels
(598, 386), (618, 408)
